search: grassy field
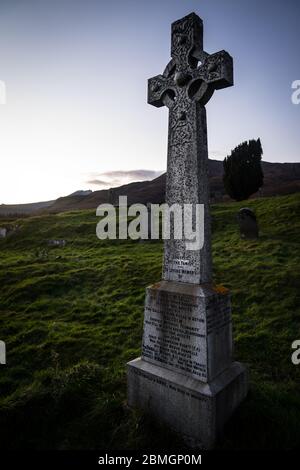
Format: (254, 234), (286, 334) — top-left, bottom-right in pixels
(0, 193), (299, 450)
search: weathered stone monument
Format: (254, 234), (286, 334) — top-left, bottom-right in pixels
(238, 208), (259, 239)
(0, 228), (7, 239)
(127, 12), (248, 449)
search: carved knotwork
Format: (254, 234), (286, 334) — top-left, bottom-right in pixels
(148, 13), (233, 109)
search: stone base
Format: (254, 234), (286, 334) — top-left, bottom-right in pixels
(127, 358), (248, 449)
(142, 281), (233, 383)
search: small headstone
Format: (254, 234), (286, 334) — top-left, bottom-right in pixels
(238, 208), (259, 239)
(0, 228), (7, 238)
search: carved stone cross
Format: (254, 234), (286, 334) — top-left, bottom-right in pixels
(128, 15), (247, 450)
(148, 12), (233, 284)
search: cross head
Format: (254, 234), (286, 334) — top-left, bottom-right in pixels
(148, 12), (233, 110)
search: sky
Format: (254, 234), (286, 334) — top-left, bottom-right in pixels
(0, 0), (299, 204)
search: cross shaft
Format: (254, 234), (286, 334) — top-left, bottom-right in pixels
(148, 13), (233, 284)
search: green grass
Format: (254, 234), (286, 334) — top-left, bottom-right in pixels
(0, 193), (299, 449)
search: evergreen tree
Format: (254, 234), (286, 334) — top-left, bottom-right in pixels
(223, 138), (264, 201)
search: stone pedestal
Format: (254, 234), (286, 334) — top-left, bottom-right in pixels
(127, 358), (248, 449)
(127, 280), (248, 449)
(141, 281), (233, 382)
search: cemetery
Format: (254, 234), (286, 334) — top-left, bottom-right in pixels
(0, 1), (299, 459)
(0, 191), (299, 450)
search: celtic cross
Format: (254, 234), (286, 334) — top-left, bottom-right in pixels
(148, 12), (233, 284)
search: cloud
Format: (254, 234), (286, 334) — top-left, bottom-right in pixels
(99, 170), (162, 180)
(87, 179), (110, 186)
(85, 169), (163, 189)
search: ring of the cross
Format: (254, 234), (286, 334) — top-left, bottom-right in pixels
(162, 59), (214, 107)
(187, 78), (214, 105)
(162, 80), (214, 108)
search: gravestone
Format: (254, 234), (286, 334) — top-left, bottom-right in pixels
(238, 208), (259, 239)
(127, 12), (248, 449)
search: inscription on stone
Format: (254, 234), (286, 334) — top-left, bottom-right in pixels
(142, 291), (208, 380)
(131, 367), (211, 403)
(166, 258), (196, 279)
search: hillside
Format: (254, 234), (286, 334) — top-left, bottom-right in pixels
(1, 160), (299, 216)
(0, 199), (54, 216)
(44, 160), (300, 212)
(0, 193), (299, 449)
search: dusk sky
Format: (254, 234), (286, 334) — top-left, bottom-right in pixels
(0, 0), (299, 204)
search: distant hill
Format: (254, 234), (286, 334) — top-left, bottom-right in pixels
(0, 200), (54, 216)
(0, 160), (299, 216)
(69, 190), (92, 197)
(0, 191), (92, 216)
(45, 160), (300, 213)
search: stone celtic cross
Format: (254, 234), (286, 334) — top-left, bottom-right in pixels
(148, 12), (233, 284)
(128, 14), (248, 449)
